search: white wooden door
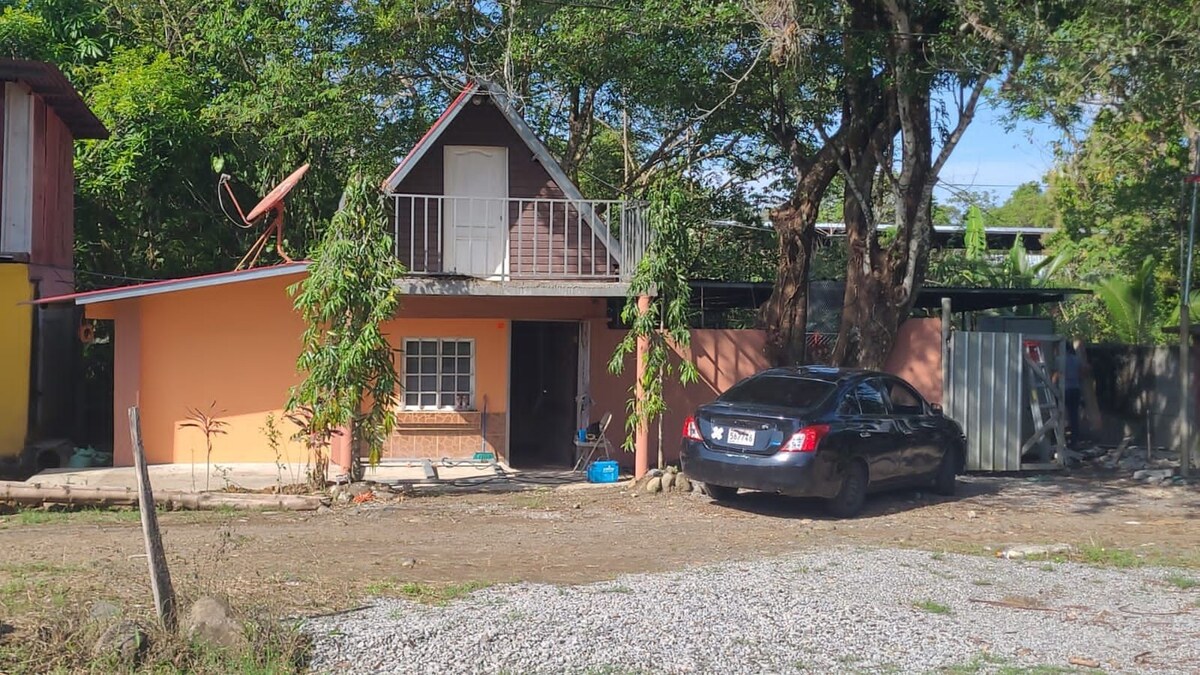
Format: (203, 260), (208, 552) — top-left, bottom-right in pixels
(444, 146), (508, 278)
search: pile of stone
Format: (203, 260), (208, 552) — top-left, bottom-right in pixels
(637, 466), (694, 494)
(1088, 444), (1190, 484)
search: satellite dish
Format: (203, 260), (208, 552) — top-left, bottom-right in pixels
(219, 163), (310, 270)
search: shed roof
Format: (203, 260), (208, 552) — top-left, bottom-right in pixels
(0, 59), (108, 139)
(32, 263), (310, 306)
(686, 280), (1090, 313)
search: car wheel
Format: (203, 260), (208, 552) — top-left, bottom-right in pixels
(932, 447), (961, 496)
(703, 483), (738, 501)
(826, 462), (868, 518)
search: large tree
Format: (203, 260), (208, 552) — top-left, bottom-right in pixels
(744, 0), (1056, 367)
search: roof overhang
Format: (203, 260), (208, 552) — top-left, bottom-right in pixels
(0, 59), (108, 139)
(33, 263), (310, 306)
(397, 276), (630, 297)
(686, 280), (1090, 313)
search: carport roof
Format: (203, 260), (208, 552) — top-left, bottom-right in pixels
(687, 280), (1090, 313)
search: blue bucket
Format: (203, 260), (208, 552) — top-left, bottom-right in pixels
(587, 460), (620, 484)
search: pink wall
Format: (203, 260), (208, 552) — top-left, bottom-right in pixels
(883, 318), (943, 405)
(589, 327), (772, 468)
(589, 320), (944, 469)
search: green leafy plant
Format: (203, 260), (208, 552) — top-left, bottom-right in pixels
(181, 402), (228, 491)
(609, 181), (701, 467)
(288, 173), (405, 481)
(1094, 256), (1159, 344)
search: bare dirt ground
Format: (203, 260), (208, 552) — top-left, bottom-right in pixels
(1, 472), (1197, 629)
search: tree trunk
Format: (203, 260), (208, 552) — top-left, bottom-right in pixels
(761, 202), (819, 365)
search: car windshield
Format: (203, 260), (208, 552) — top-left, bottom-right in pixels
(718, 376), (835, 410)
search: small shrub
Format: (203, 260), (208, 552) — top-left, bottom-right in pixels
(912, 599), (951, 615)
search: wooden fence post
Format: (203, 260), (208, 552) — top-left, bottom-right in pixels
(129, 406), (177, 632)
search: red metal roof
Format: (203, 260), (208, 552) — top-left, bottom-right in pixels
(0, 59), (108, 139)
(33, 262), (310, 306)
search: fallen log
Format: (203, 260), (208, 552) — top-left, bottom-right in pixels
(0, 481), (324, 511)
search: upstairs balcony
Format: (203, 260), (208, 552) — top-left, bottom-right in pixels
(389, 194), (650, 283)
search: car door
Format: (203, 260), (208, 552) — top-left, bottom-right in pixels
(881, 377), (940, 478)
(849, 379), (900, 485)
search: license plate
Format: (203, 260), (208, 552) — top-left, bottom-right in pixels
(727, 427), (755, 446)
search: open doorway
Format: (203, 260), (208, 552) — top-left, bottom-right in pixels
(509, 321), (579, 468)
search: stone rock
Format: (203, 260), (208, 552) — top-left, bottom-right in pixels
(674, 475), (692, 492)
(317, 504), (333, 514)
(966, 510), (978, 520)
(347, 483), (373, 497)
(647, 468), (664, 478)
(400, 558), (417, 568)
(335, 491), (352, 504)
(89, 600), (122, 621)
(185, 597), (245, 650)
(666, 466), (679, 474)
(660, 472), (676, 492)
(1133, 468), (1174, 483)
(997, 543), (1073, 560)
(645, 476), (663, 493)
(93, 620), (147, 664)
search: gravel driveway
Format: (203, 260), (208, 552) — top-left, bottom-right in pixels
(304, 547), (1200, 674)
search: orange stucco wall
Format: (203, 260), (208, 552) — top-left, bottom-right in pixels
(90, 273), (608, 467)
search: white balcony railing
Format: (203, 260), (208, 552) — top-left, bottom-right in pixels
(389, 194), (649, 282)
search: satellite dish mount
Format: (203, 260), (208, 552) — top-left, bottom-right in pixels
(219, 164), (310, 270)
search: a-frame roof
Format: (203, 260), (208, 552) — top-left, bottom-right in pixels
(381, 80), (619, 259)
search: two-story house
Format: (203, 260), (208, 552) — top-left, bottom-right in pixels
(37, 81), (655, 477)
(0, 59), (108, 471)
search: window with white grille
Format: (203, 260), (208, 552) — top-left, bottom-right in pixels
(402, 339), (475, 410)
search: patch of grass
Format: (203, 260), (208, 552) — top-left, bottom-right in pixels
(912, 599), (951, 615)
(1040, 563), (1056, 572)
(971, 579), (993, 586)
(594, 585), (633, 594)
(1165, 573), (1198, 590)
(367, 578), (495, 604)
(1077, 544), (1141, 569)
(364, 580), (396, 595)
(941, 653), (1101, 675)
(4, 507), (142, 527)
(0, 610), (309, 674)
(514, 490), (550, 509)
(931, 551), (946, 561)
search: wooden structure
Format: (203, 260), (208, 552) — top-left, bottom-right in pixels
(0, 59), (107, 465)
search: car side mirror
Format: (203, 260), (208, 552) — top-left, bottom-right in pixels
(930, 403), (944, 415)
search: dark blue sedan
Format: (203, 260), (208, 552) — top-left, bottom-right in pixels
(681, 367), (967, 517)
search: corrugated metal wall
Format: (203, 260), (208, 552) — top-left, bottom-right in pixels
(947, 331), (1026, 471)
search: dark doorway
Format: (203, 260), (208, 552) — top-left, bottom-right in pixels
(509, 321), (579, 468)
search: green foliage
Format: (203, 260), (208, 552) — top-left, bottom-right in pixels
(609, 180), (702, 457)
(964, 206), (986, 261)
(0, 6), (55, 59)
(288, 174), (406, 477)
(1094, 256), (1159, 345)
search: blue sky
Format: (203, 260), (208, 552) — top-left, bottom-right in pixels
(936, 100), (1063, 203)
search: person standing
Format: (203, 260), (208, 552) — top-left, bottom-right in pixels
(1064, 342), (1083, 446)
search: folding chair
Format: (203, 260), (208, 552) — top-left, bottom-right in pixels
(573, 412), (614, 472)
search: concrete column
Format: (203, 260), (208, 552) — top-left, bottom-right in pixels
(112, 303), (141, 467)
(634, 295), (651, 478)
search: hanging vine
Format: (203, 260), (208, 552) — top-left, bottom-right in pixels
(608, 180), (701, 463)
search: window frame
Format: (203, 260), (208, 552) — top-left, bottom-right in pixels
(881, 376), (927, 416)
(852, 378), (889, 417)
(401, 337), (477, 411)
